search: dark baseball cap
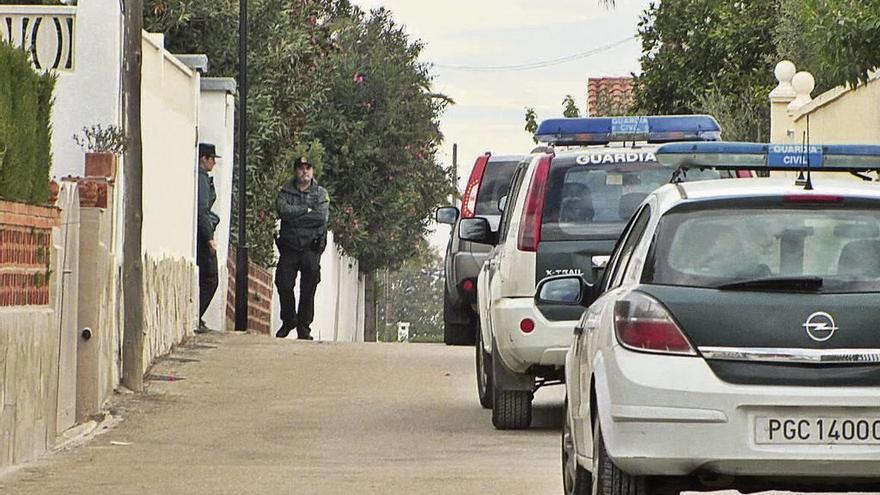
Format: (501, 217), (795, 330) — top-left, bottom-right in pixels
(199, 143), (221, 158)
(293, 156), (313, 169)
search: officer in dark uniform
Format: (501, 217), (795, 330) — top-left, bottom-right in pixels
(275, 157), (329, 340)
(196, 143), (221, 333)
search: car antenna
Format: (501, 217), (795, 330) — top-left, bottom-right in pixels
(795, 131), (807, 186)
(804, 114), (814, 191)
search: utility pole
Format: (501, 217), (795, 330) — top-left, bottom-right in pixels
(122, 0), (145, 391)
(234, 0), (249, 331)
(452, 143), (458, 206)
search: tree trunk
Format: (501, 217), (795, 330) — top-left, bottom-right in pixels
(363, 270), (377, 342)
(122, 0), (145, 392)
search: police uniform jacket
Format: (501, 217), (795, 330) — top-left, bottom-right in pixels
(276, 178), (330, 251)
(198, 169), (220, 244)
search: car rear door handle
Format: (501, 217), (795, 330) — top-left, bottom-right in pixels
(573, 325), (584, 336)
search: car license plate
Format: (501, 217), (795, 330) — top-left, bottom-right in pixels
(756, 416), (880, 445)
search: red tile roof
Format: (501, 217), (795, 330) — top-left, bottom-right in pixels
(587, 77), (635, 117)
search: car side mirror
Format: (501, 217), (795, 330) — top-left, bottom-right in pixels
(435, 206), (459, 225)
(459, 217), (498, 245)
(535, 275), (594, 307)
(498, 195), (508, 212)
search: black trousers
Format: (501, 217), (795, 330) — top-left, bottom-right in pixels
(275, 247), (321, 333)
(197, 240), (219, 318)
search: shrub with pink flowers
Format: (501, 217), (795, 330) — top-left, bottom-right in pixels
(145, 1), (454, 272)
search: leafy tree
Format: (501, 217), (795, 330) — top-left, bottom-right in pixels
(787, 0), (880, 88)
(633, 0), (779, 141)
(697, 84), (770, 142)
(524, 107), (538, 144)
(562, 95), (582, 117)
(306, 5), (455, 272)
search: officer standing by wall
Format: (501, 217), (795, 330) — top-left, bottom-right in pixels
(197, 143), (221, 333)
(275, 157), (329, 340)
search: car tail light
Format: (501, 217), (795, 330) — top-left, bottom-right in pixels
(784, 194), (843, 204)
(461, 154), (490, 218)
(613, 292), (696, 356)
(520, 318), (535, 334)
(460, 279), (476, 293)
(517, 155), (552, 252)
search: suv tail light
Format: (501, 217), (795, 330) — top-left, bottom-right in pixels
(613, 292), (696, 356)
(461, 154), (491, 218)
(517, 155), (552, 252)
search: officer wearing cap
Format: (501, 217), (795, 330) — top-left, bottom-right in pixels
(196, 143), (222, 333)
(275, 156), (330, 340)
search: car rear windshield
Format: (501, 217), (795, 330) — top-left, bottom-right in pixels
(646, 201), (880, 293)
(475, 160), (518, 215)
(540, 154), (720, 241)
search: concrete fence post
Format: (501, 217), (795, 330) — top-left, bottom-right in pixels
(769, 60), (797, 143)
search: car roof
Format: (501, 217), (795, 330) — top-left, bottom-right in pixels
(653, 176), (880, 214)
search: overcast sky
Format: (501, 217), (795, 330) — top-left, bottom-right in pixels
(350, 0), (652, 251)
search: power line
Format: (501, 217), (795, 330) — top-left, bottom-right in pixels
(433, 36), (637, 72)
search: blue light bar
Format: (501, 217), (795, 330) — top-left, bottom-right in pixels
(656, 142), (880, 171)
(535, 115), (722, 145)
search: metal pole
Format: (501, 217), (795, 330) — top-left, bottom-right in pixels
(452, 143), (458, 206)
(234, 0), (249, 331)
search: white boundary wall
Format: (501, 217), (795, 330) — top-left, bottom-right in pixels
(199, 79), (236, 332)
(139, 33), (200, 360)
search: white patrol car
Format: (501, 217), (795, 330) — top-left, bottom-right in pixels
(545, 142), (880, 495)
(459, 116), (731, 430)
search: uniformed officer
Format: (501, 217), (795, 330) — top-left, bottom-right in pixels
(275, 157), (329, 340)
(196, 143), (221, 333)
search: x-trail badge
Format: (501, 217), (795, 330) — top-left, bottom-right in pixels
(803, 312), (838, 342)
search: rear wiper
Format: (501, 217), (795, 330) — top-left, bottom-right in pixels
(714, 276), (824, 291)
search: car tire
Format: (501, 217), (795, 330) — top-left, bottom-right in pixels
(562, 398), (592, 495)
(592, 417), (646, 495)
(475, 328), (493, 409)
(443, 296), (475, 346)
(491, 388), (532, 430)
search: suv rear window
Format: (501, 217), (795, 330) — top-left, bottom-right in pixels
(475, 160), (518, 215)
(646, 202), (880, 293)
(540, 153), (719, 241)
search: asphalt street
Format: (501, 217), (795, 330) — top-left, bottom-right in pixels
(0, 333), (564, 494)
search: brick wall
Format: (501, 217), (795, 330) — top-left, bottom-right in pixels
(226, 247), (273, 335)
(0, 199), (60, 306)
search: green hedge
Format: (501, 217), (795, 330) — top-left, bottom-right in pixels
(0, 42), (56, 204)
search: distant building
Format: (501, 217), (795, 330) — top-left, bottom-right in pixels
(587, 77), (635, 117)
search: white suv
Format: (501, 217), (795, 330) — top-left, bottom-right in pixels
(460, 116), (727, 429)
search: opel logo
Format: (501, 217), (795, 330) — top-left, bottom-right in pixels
(803, 312), (838, 342)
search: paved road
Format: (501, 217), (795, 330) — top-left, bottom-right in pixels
(0, 333), (564, 494)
